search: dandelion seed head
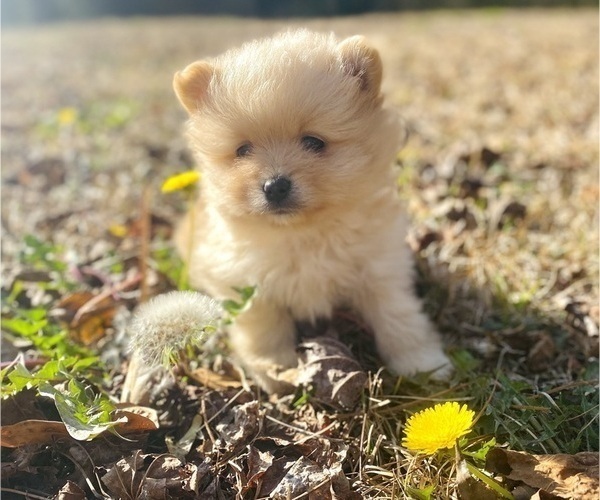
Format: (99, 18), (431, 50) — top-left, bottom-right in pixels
(129, 291), (221, 365)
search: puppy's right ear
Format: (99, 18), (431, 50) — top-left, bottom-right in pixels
(338, 36), (383, 97)
(173, 60), (214, 115)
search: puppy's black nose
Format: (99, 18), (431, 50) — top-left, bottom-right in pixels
(263, 176), (292, 204)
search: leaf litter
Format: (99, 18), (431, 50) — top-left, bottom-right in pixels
(1, 9), (598, 500)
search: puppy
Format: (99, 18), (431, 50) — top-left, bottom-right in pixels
(172, 30), (450, 393)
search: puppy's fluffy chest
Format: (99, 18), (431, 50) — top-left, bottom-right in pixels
(193, 199), (402, 321)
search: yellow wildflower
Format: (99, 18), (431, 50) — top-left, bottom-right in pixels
(402, 402), (475, 455)
(161, 171), (201, 193)
(108, 223), (128, 238)
(57, 107), (78, 126)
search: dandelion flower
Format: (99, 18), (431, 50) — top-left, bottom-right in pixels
(57, 107), (78, 126)
(161, 171), (201, 192)
(129, 291), (221, 365)
(402, 402), (475, 455)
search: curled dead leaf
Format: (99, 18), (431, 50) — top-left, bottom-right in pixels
(101, 451), (213, 499)
(486, 448), (599, 499)
(0, 419), (70, 447)
(215, 401), (261, 449)
(527, 332), (556, 373)
(55, 480), (86, 500)
(296, 336), (367, 410)
(188, 366), (243, 390)
(54, 291), (117, 345)
(0, 405), (158, 448)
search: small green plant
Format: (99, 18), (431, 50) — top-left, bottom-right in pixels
(1, 356), (99, 399)
(2, 307), (92, 359)
(35, 100), (138, 139)
(2, 234), (114, 442)
(38, 378), (119, 440)
(161, 170), (201, 290)
(152, 244), (187, 289)
(222, 286), (256, 319)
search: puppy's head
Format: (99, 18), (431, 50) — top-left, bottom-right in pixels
(174, 30), (401, 225)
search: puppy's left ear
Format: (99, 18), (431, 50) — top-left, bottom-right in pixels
(173, 60), (214, 115)
(338, 36), (383, 96)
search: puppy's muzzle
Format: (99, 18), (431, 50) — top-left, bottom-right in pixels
(263, 175), (292, 208)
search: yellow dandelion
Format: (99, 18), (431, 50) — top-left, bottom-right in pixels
(402, 402), (475, 455)
(57, 107), (78, 126)
(161, 170), (201, 193)
(108, 223), (128, 238)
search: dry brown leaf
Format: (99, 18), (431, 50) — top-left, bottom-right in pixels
(55, 291), (117, 345)
(0, 419), (70, 447)
(296, 336), (367, 410)
(486, 448), (599, 499)
(264, 455), (350, 499)
(527, 332), (556, 373)
(188, 366), (243, 390)
(101, 451), (208, 499)
(215, 401), (261, 449)
(1, 406), (158, 448)
(55, 480), (86, 500)
(456, 458), (499, 500)
(113, 405), (160, 433)
(246, 445), (276, 488)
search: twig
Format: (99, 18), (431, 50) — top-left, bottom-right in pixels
(0, 487), (51, 500)
(139, 185), (152, 303)
(264, 415), (345, 443)
(71, 272), (142, 325)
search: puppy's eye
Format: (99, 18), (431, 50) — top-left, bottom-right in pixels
(236, 143), (253, 158)
(301, 136), (326, 153)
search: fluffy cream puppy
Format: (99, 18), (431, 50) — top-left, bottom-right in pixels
(173, 30), (450, 392)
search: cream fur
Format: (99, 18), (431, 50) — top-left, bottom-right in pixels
(173, 30), (450, 392)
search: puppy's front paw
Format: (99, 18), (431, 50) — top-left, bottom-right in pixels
(247, 362), (297, 394)
(385, 345), (453, 380)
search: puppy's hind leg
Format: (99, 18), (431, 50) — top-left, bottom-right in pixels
(228, 298), (298, 394)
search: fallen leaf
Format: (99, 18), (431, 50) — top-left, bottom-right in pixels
(0, 419), (70, 447)
(101, 451), (203, 500)
(113, 406), (160, 433)
(100, 450), (146, 499)
(527, 332), (556, 372)
(265, 455), (350, 499)
(166, 414), (203, 459)
(54, 291), (117, 345)
(215, 401), (261, 450)
(480, 147), (502, 168)
(296, 336), (367, 410)
(246, 445), (275, 487)
(1, 389), (46, 426)
(55, 480), (86, 500)
(125, 213), (173, 240)
(565, 299), (599, 337)
(188, 366), (243, 390)
(486, 448), (599, 499)
(497, 201), (527, 229)
(0, 406), (158, 448)
(456, 459), (500, 500)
